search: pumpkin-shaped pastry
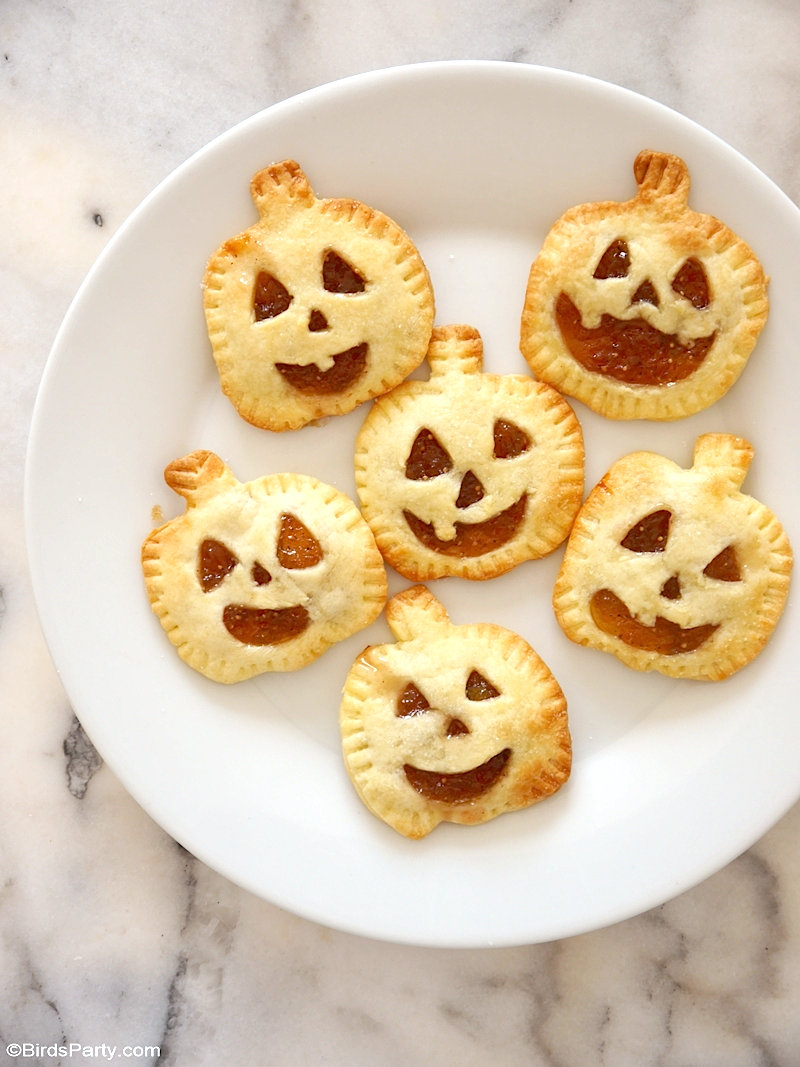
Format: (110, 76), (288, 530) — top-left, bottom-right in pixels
(554, 434), (792, 680)
(354, 324), (584, 580)
(520, 150), (769, 420)
(340, 585), (571, 838)
(203, 160), (435, 431)
(142, 450), (387, 682)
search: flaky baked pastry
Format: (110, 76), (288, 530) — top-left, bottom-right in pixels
(142, 450), (387, 681)
(204, 160), (435, 431)
(340, 585), (571, 838)
(355, 324), (584, 580)
(553, 434), (792, 680)
(520, 150), (769, 420)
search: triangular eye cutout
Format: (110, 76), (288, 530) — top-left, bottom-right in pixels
(620, 509), (671, 553)
(493, 418), (531, 459)
(405, 428), (453, 479)
(465, 669), (500, 701)
(396, 682), (431, 717)
(276, 513), (323, 569)
(253, 270), (293, 320)
(593, 239), (630, 279)
(198, 538), (239, 592)
(703, 545), (742, 582)
(323, 250), (366, 293)
(671, 257), (710, 309)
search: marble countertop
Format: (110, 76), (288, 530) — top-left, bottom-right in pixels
(4, 1), (800, 1063)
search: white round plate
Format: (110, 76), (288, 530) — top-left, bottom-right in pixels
(26, 62), (800, 947)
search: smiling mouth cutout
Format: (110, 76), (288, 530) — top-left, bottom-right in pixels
(404, 748), (512, 803)
(276, 343), (368, 394)
(590, 588), (718, 654)
(222, 604), (310, 645)
(555, 293), (716, 386)
(402, 494), (528, 558)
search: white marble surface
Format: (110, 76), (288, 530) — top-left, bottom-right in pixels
(4, 1), (800, 1064)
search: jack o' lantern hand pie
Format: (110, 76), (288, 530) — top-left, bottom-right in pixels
(141, 450), (387, 682)
(553, 434), (792, 681)
(339, 585), (572, 839)
(354, 323), (585, 581)
(520, 149), (769, 420)
(203, 159), (435, 432)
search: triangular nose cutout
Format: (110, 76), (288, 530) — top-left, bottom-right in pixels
(660, 575), (681, 600)
(631, 278), (659, 307)
(308, 309), (329, 332)
(456, 470), (485, 509)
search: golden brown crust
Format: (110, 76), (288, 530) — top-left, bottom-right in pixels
(203, 160), (435, 431)
(520, 150), (769, 420)
(142, 450), (387, 682)
(553, 434), (793, 680)
(339, 585), (571, 838)
(354, 324), (584, 580)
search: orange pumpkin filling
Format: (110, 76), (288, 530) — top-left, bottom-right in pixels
(199, 538), (238, 591)
(403, 494), (528, 557)
(222, 604), (309, 645)
(590, 588), (718, 654)
(555, 292), (716, 386)
(276, 512), (323, 568)
(403, 749), (511, 804)
(276, 343), (368, 394)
